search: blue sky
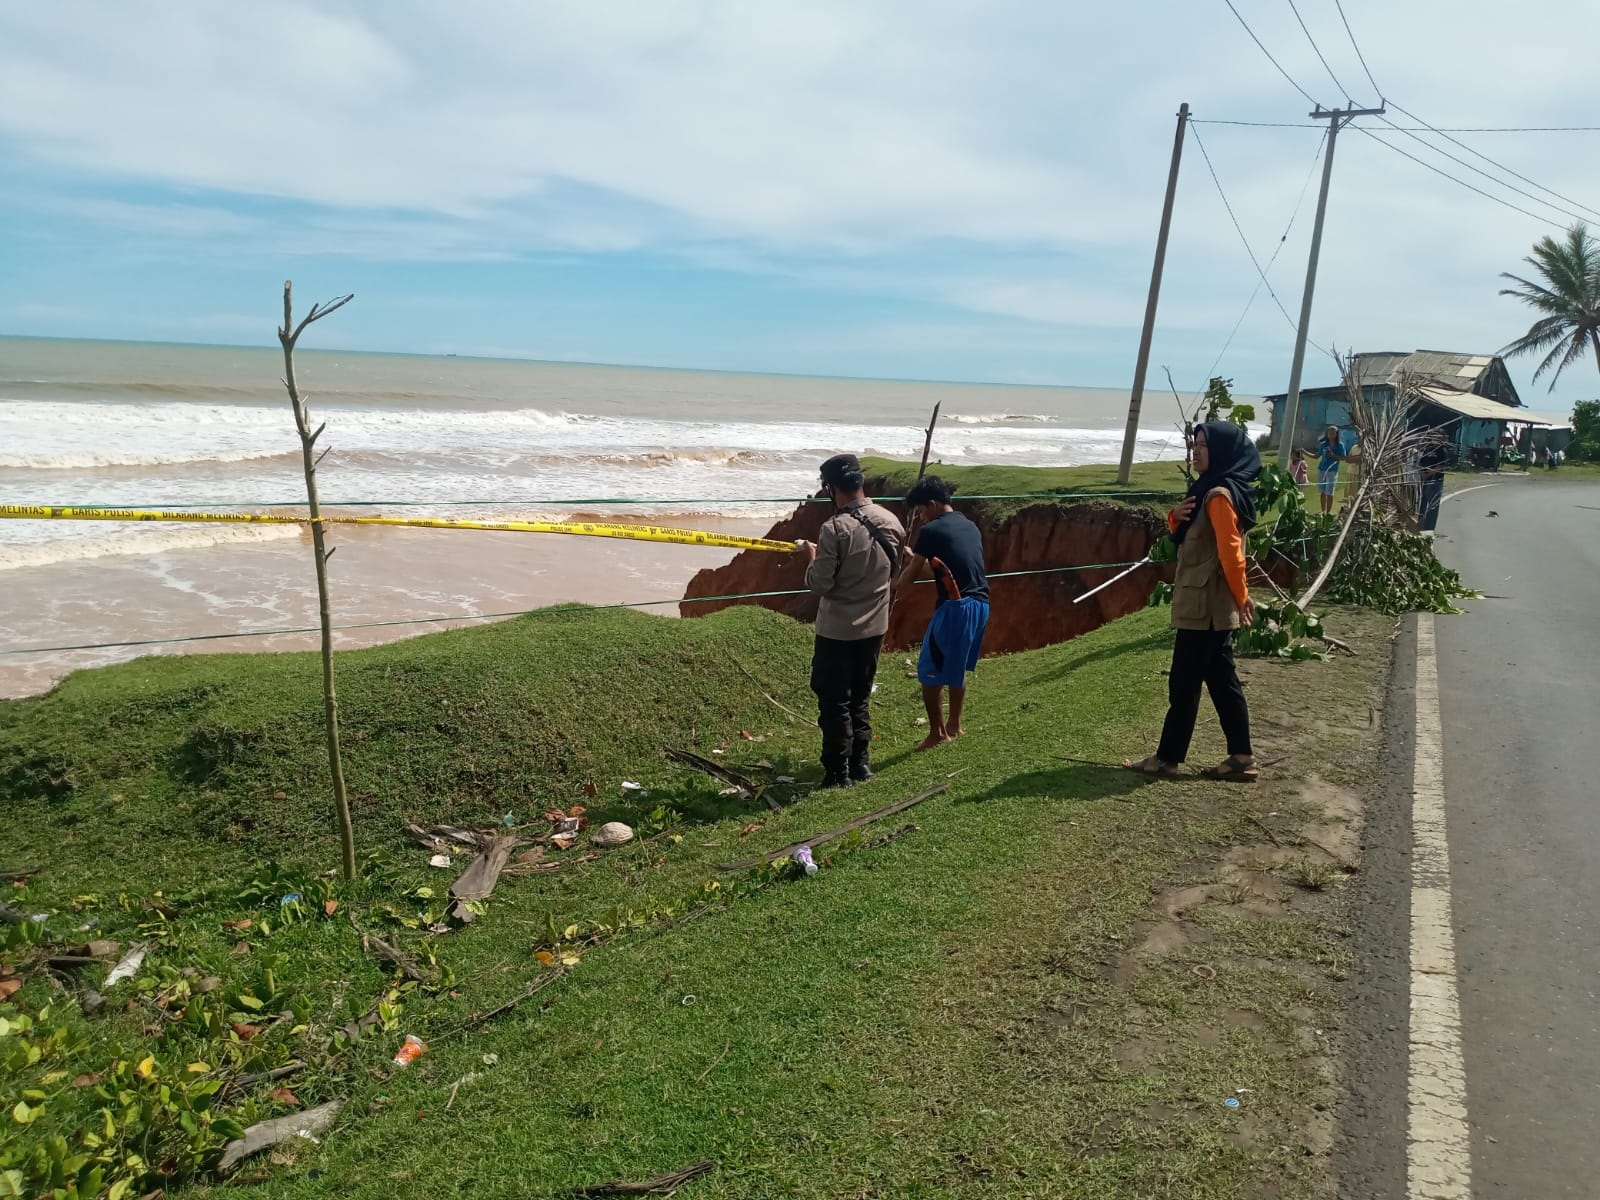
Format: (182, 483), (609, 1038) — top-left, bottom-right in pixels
(3, 1), (1598, 409)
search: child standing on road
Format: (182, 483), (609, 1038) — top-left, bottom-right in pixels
(895, 476), (989, 750)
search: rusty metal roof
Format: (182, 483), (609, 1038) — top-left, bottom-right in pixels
(1351, 349), (1502, 389)
(1415, 387), (1564, 426)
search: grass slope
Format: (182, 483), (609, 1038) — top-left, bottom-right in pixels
(861, 457), (1188, 519)
(2, 602), (1389, 1200)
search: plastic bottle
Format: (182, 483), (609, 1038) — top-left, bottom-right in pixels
(392, 1034), (427, 1068)
(792, 847), (818, 876)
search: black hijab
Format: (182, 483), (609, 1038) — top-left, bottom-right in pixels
(1171, 420), (1260, 545)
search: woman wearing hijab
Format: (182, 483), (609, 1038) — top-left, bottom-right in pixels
(1124, 421), (1260, 782)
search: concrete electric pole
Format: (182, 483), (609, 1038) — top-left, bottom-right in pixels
(1117, 102), (1189, 485)
(1276, 102), (1385, 466)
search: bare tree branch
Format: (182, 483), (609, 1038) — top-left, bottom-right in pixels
(279, 280), (357, 881)
(288, 293), (354, 345)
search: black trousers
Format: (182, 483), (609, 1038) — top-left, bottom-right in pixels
(1157, 628), (1252, 765)
(1418, 476), (1444, 532)
(810, 634), (883, 774)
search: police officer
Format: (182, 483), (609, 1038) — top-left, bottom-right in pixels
(796, 454), (905, 788)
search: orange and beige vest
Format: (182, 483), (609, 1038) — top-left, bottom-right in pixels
(1170, 487), (1242, 632)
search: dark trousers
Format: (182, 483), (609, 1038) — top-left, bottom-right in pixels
(810, 634), (883, 774)
(1157, 628), (1252, 765)
(1418, 476), (1444, 532)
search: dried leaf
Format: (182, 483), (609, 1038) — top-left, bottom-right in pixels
(551, 835), (577, 851)
(568, 804), (586, 817)
(534, 950), (556, 967)
(232, 941), (251, 956)
(231, 1023), (264, 1041)
(271, 1087), (302, 1107)
(223, 918), (253, 932)
(0, 979), (20, 1001)
(581, 781), (599, 798)
(513, 848), (545, 866)
(323, 900), (338, 917)
(739, 822), (764, 838)
(71, 1073), (99, 1088)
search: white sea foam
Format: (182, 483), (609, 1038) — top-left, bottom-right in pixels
(0, 523), (302, 572)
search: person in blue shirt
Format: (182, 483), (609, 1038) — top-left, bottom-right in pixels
(1315, 425), (1346, 515)
(894, 476), (990, 750)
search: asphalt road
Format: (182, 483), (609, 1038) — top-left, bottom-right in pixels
(1342, 474), (1600, 1198)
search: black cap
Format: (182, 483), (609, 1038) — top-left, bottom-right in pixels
(819, 453), (863, 488)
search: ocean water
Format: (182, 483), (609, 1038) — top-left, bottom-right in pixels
(0, 336), (1198, 694)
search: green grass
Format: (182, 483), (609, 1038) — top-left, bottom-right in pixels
(1, 602), (1388, 1199)
(862, 457), (1189, 519)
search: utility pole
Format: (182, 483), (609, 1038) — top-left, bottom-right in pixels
(1118, 102), (1189, 485)
(1277, 102), (1385, 466)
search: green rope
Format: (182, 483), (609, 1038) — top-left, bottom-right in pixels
(2, 560), (1148, 657)
(43, 490), (1178, 511)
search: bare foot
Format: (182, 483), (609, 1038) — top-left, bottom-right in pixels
(946, 724), (965, 739)
(916, 732), (951, 751)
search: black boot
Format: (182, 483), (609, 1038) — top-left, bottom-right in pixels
(818, 770), (854, 790)
(849, 751), (874, 783)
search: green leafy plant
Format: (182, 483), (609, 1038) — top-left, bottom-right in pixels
(1325, 523), (1477, 613)
(1235, 602), (1327, 661)
(1569, 398), (1600, 462)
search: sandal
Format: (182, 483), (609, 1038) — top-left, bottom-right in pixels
(1199, 756), (1259, 783)
(1123, 756), (1180, 778)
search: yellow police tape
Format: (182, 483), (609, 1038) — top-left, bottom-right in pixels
(0, 505), (799, 553)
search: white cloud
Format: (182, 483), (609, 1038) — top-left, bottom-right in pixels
(1, 0), (1598, 398)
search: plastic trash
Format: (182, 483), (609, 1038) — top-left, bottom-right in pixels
(1224, 1097), (1241, 1109)
(103, 943), (148, 988)
(392, 1034), (427, 1068)
(502, 813), (516, 826)
(280, 892), (302, 906)
(428, 854), (452, 868)
(792, 847), (818, 876)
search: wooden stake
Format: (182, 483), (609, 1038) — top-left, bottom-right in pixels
(916, 401), (942, 480)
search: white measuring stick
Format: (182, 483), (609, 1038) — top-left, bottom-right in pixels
(1072, 555), (1152, 604)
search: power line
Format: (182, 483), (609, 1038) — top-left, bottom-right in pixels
(1308, 1), (1600, 225)
(1333, 0), (1384, 98)
(1385, 100), (1600, 224)
(1367, 118), (1596, 226)
(1198, 128), (1329, 389)
(1189, 123), (1329, 354)
(1353, 125), (1564, 229)
(1220, 0), (1322, 106)
(1194, 119), (1600, 132)
(1285, 0), (1354, 103)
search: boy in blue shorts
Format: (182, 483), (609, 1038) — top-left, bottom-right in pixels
(895, 476), (990, 749)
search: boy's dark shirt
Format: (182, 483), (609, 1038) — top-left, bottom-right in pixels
(913, 510), (989, 604)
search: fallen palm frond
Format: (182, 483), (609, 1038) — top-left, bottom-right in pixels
(1296, 355), (1474, 613)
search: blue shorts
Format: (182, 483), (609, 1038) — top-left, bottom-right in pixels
(918, 598), (989, 687)
(1317, 465), (1339, 496)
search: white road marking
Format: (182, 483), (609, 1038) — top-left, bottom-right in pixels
(1443, 483), (1497, 503)
(1408, 613), (1473, 1199)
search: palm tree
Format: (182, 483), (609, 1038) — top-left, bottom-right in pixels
(1499, 223), (1600, 389)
